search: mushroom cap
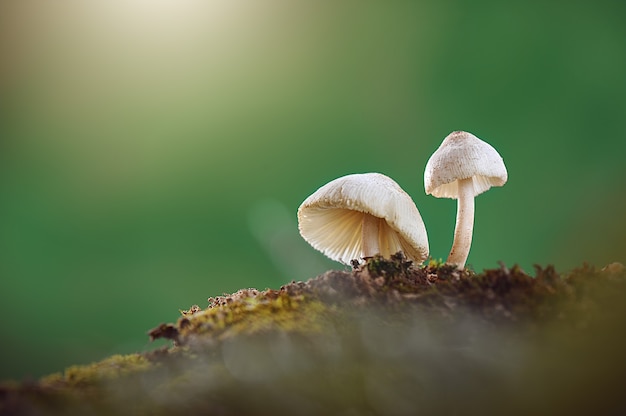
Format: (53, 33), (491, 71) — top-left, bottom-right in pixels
(424, 131), (508, 199)
(297, 173), (429, 265)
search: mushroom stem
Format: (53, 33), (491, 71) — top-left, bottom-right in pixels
(447, 177), (475, 269)
(361, 214), (380, 258)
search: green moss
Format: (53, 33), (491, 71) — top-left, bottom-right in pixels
(39, 354), (153, 389)
(427, 257), (445, 269)
(177, 291), (332, 344)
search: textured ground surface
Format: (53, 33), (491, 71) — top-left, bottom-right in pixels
(2, 255), (626, 416)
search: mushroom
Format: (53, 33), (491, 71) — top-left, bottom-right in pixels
(298, 173), (429, 265)
(424, 131), (507, 269)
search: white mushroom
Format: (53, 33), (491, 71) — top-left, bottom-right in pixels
(298, 173), (429, 265)
(424, 131), (507, 269)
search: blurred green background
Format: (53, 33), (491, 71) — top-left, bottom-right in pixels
(1, 0), (624, 380)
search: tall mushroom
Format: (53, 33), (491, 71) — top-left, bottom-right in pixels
(298, 173), (429, 265)
(424, 131), (507, 269)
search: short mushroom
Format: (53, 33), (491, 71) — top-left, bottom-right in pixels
(424, 131), (507, 269)
(298, 173), (429, 265)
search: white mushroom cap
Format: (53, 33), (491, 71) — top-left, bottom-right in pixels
(298, 173), (429, 265)
(424, 131), (508, 199)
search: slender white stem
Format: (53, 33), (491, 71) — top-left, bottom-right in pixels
(361, 214), (380, 258)
(447, 177), (475, 269)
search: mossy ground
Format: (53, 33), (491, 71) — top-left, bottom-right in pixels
(2, 256), (626, 416)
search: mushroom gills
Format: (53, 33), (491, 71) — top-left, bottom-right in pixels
(361, 214), (381, 258)
(304, 208), (408, 263)
(360, 213), (410, 261)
